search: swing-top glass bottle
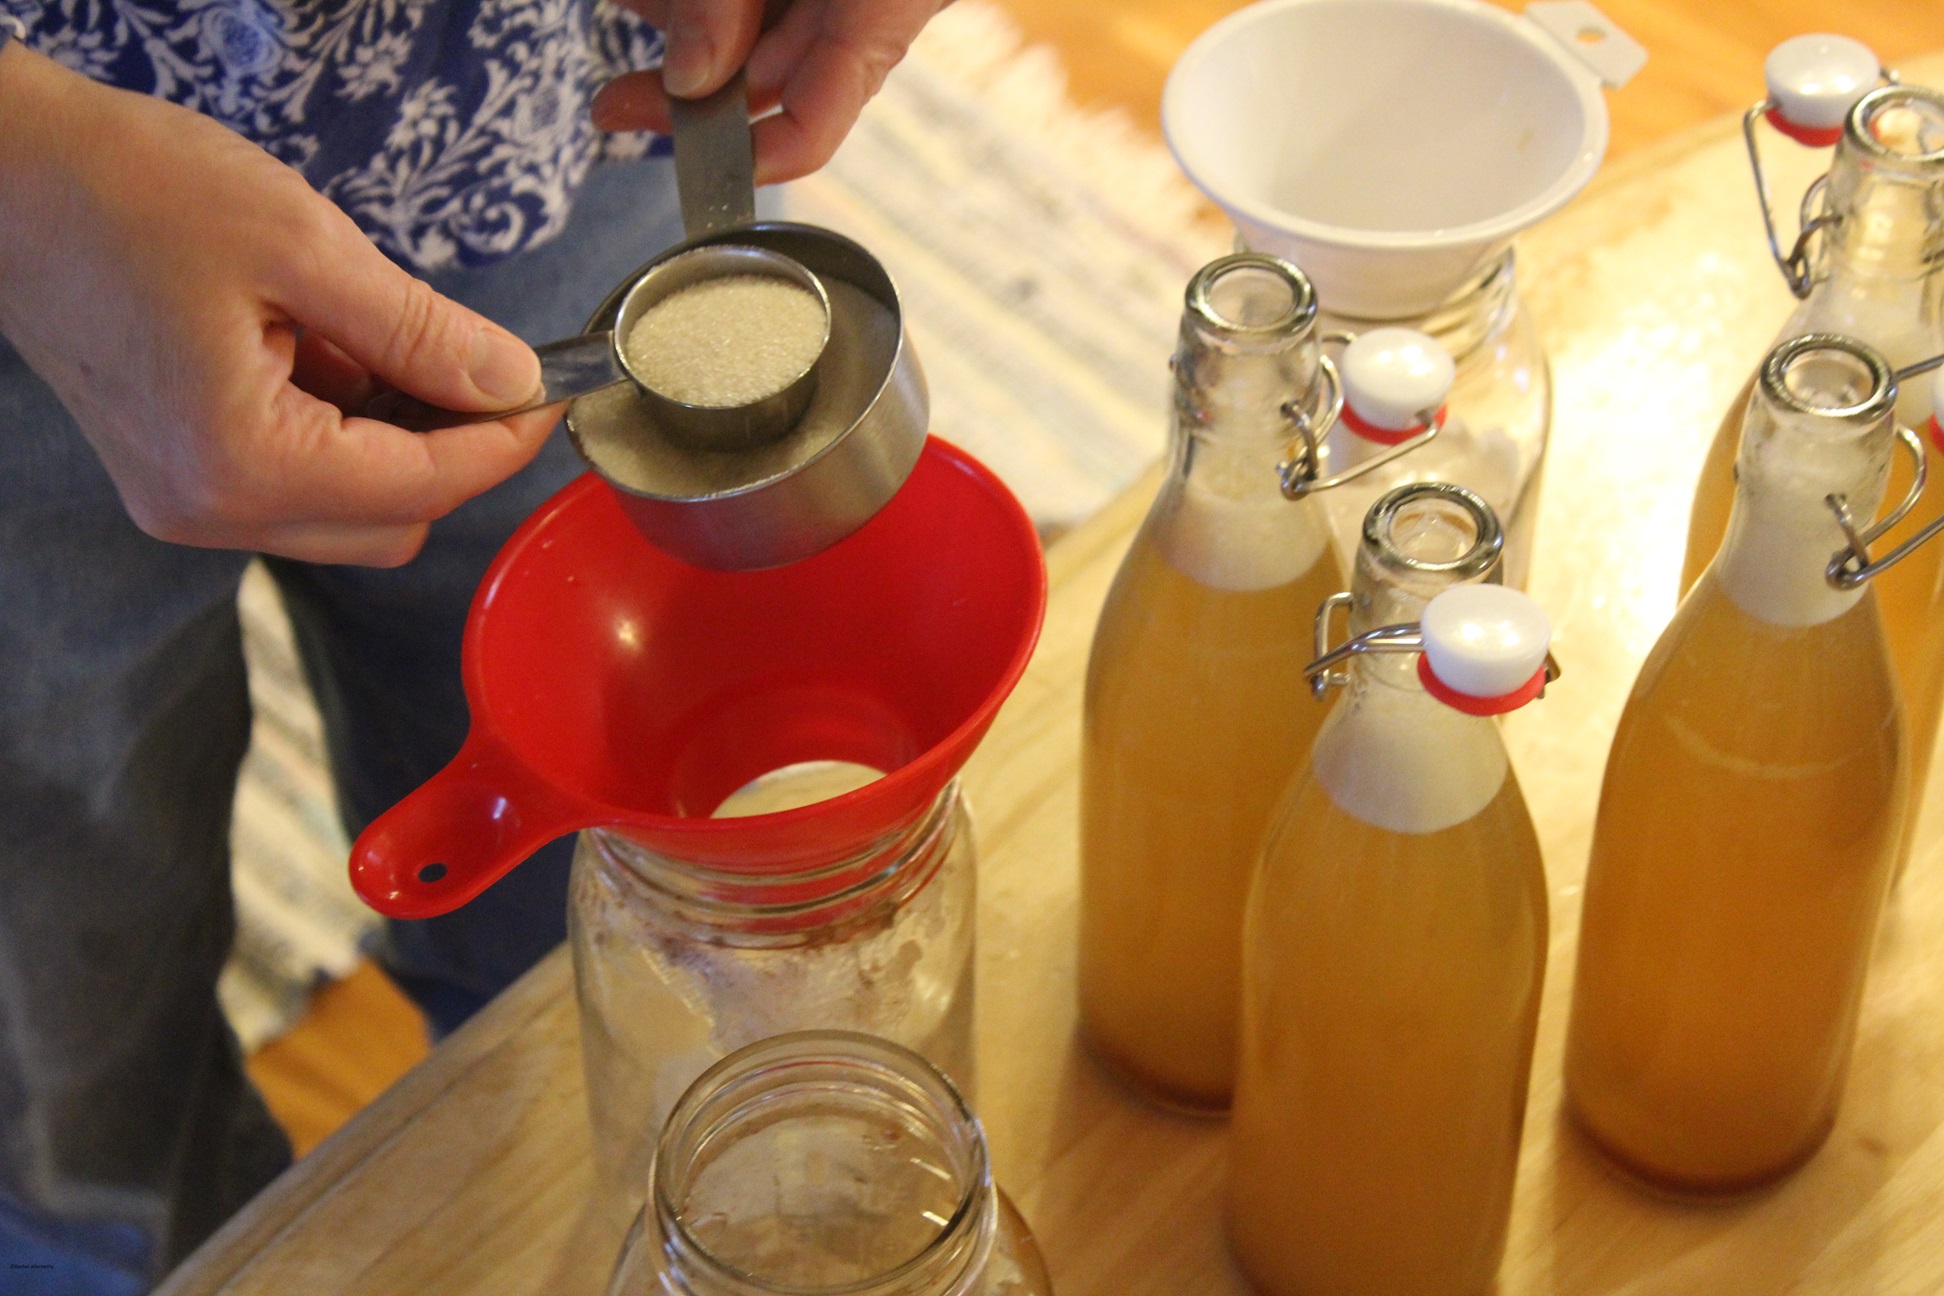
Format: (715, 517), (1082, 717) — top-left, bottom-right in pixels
(1572, 333), (1925, 1192)
(1227, 482), (1551, 1296)
(1683, 70), (1944, 868)
(1079, 253), (1442, 1112)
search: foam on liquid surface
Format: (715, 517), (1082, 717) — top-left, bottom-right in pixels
(1715, 441), (1876, 628)
(1154, 476), (1328, 592)
(1313, 684), (1508, 835)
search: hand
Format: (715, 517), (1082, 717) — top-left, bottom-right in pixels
(0, 44), (556, 567)
(590, 0), (946, 183)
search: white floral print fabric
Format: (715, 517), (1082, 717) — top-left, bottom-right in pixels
(2, 0), (665, 269)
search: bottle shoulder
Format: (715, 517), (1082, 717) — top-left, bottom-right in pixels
(1303, 681), (1517, 837)
(1255, 759), (1546, 940)
(1084, 520), (1339, 708)
(1614, 577), (1900, 764)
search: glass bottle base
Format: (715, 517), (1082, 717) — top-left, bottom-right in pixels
(1078, 1027), (1232, 1119)
(1563, 1092), (1834, 1201)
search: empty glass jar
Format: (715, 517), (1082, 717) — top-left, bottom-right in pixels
(571, 763), (977, 1220)
(605, 1031), (1052, 1296)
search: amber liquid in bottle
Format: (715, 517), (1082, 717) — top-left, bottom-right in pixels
(1081, 499), (1341, 1109)
(1227, 484), (1546, 1296)
(1230, 782), (1545, 1296)
(1569, 337), (1908, 1192)
(1681, 88), (1944, 862)
(1686, 383), (1944, 846)
(1567, 581), (1902, 1189)
(1079, 254), (1344, 1112)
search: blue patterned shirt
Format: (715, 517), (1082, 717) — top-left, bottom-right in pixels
(1, 0), (665, 270)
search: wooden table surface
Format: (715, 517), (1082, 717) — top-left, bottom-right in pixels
(165, 56), (1944, 1296)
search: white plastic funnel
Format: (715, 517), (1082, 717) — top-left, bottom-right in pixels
(1163, 0), (1625, 318)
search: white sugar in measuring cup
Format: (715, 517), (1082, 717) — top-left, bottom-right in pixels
(1163, 0), (1644, 318)
(367, 74), (928, 572)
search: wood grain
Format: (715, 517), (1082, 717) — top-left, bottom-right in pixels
(244, 0), (1944, 1162)
(1000, 0), (1944, 161)
(182, 49), (1944, 1292)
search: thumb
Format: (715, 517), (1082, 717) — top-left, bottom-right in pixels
(661, 0), (763, 98)
(273, 209), (541, 413)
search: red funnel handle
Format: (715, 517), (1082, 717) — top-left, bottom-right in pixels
(350, 730), (591, 919)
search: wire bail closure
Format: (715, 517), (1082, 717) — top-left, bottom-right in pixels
(1277, 332), (1443, 500)
(1304, 592), (1562, 704)
(1743, 104), (1842, 300)
(1826, 421), (1938, 588)
(1821, 349), (1944, 588)
(1743, 55), (1895, 299)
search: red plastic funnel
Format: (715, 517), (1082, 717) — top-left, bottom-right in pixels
(351, 438), (1047, 919)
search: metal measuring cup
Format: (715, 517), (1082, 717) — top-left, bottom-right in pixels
(371, 237), (830, 453)
(367, 75), (928, 571)
(366, 76), (829, 443)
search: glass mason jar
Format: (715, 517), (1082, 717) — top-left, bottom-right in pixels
(605, 1031), (1053, 1296)
(1316, 252), (1551, 590)
(571, 763), (977, 1220)
(1568, 335), (1909, 1192)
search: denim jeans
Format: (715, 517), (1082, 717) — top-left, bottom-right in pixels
(0, 154), (688, 1291)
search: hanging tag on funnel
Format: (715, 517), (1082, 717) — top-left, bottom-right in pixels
(1525, 1), (1646, 88)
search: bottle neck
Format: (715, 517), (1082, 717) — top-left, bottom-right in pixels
(643, 1034), (997, 1296)
(1171, 256), (1323, 451)
(1344, 486), (1501, 686)
(1311, 484), (1510, 835)
(1714, 337), (1896, 627)
(1798, 90), (1944, 392)
(1817, 89), (1944, 287)
(1156, 254), (1333, 591)
(1320, 251), (1519, 365)
(587, 781), (960, 942)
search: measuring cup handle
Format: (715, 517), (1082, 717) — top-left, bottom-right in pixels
(669, 71), (758, 237)
(358, 333), (625, 433)
(349, 731), (589, 919)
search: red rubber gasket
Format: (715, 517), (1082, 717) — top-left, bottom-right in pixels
(1341, 402), (1447, 447)
(1417, 655), (1548, 716)
(1765, 105), (1844, 148)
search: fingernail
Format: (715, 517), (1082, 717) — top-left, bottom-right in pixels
(469, 328), (540, 406)
(663, 17), (714, 98)
(591, 79), (624, 130)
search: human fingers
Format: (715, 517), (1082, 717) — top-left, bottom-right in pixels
(590, 68), (673, 134)
(658, 0), (765, 98)
(589, 0), (785, 135)
(255, 387), (561, 528)
(201, 517), (437, 568)
(123, 372), (556, 546)
(745, 0), (941, 183)
(270, 205), (541, 415)
(291, 330), (377, 412)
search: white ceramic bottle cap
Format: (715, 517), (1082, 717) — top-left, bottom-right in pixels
(1420, 585), (1551, 700)
(1765, 34), (1879, 144)
(1339, 328), (1455, 439)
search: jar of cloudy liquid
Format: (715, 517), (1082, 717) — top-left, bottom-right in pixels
(571, 762), (976, 1222)
(605, 1031), (1050, 1296)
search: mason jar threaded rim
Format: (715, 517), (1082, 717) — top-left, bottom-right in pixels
(647, 1031), (995, 1296)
